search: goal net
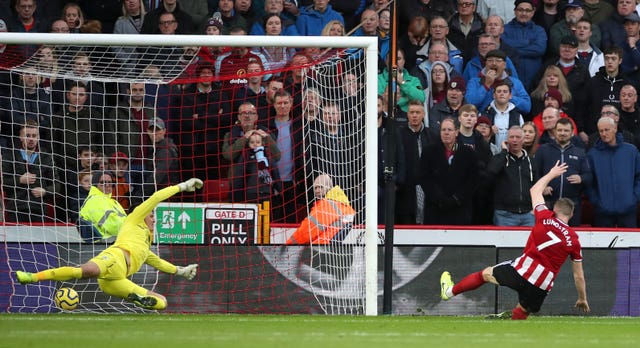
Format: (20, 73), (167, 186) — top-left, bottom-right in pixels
(0, 33), (378, 315)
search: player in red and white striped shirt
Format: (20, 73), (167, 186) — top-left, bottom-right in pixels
(440, 161), (590, 319)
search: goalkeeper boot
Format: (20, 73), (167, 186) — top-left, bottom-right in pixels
(127, 292), (158, 310)
(485, 311), (512, 320)
(440, 271), (454, 301)
(16, 271), (37, 285)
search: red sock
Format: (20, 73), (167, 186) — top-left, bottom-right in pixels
(512, 306), (529, 320)
(452, 271), (485, 295)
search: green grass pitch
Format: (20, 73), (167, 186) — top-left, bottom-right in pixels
(1, 314), (639, 348)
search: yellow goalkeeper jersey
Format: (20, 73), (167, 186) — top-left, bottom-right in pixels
(113, 185), (179, 277)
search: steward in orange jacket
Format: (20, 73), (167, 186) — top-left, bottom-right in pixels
(286, 185), (355, 244)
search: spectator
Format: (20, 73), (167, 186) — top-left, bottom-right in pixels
(50, 19), (70, 33)
(447, 0), (484, 65)
(529, 65), (575, 123)
(1, 120), (58, 223)
(68, 169), (92, 226)
(222, 102), (280, 178)
(253, 13), (296, 70)
(286, 173), (355, 245)
(575, 18), (604, 77)
(9, 0), (47, 57)
(213, 0), (248, 33)
(235, 0), (259, 30)
(377, 95), (406, 224)
(415, 16), (464, 74)
(600, 0), (635, 50)
(180, 0), (209, 26)
(619, 84), (640, 139)
(475, 115), (501, 155)
(177, 62), (232, 180)
(353, 8), (389, 62)
(458, 103), (494, 224)
(53, 82), (115, 171)
(522, 121), (540, 157)
(587, 46), (627, 136)
(198, 13), (228, 63)
(481, 81), (525, 148)
(429, 76), (466, 130)
(232, 60), (269, 119)
(587, 116), (640, 227)
(548, 0), (601, 57)
(530, 88), (580, 138)
(538, 106), (584, 147)
(534, 118), (591, 226)
(378, 48), (425, 114)
(141, 0), (196, 34)
(320, 18), (344, 36)
(113, 0), (147, 73)
(419, 117), (479, 225)
(140, 118), (181, 199)
(62, 2), (85, 33)
(250, 0), (300, 36)
(582, 0), (614, 26)
(483, 15), (520, 66)
(586, 105), (638, 149)
(620, 13), (640, 86)
(81, 0), (123, 34)
(462, 33), (519, 82)
(533, 0), (562, 36)
(296, 0), (345, 36)
(501, 0), (547, 90)
(62, 52), (107, 109)
(78, 170), (127, 242)
(412, 43), (461, 103)
(477, 0), (516, 23)
(230, 132), (281, 204)
(398, 0), (456, 36)
(34, 46), (62, 107)
(10, 68), (52, 146)
(263, 90), (305, 223)
(485, 125), (535, 226)
(398, 15), (429, 72)
(426, 61), (450, 110)
(396, 99), (436, 224)
(466, 49), (531, 115)
(108, 152), (132, 213)
(214, 27), (268, 89)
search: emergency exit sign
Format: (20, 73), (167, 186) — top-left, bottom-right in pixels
(155, 204), (205, 244)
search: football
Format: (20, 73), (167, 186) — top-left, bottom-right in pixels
(54, 287), (79, 310)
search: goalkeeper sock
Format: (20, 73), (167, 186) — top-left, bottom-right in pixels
(512, 306), (528, 320)
(452, 271), (485, 296)
(36, 267), (83, 281)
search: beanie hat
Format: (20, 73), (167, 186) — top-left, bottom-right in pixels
(544, 88), (563, 109)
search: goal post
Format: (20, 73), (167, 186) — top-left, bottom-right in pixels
(0, 33), (379, 315)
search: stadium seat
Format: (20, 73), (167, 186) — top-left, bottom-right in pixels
(203, 179), (230, 202)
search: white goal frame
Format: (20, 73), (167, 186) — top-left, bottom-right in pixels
(0, 32), (379, 316)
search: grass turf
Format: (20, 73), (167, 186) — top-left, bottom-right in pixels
(1, 314), (638, 348)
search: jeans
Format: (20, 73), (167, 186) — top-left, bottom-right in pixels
(493, 209), (535, 227)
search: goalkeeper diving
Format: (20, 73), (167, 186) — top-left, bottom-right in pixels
(15, 178), (203, 310)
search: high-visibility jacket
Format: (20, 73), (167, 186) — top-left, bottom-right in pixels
(79, 186), (127, 239)
(287, 186), (355, 245)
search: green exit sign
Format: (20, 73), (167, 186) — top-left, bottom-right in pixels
(155, 203), (205, 244)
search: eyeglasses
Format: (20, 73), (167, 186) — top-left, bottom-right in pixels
(458, 2), (475, 7)
(485, 58), (504, 64)
(429, 50), (447, 56)
(600, 111), (618, 116)
(159, 20), (177, 26)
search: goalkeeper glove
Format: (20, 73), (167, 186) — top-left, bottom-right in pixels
(175, 264), (198, 280)
(179, 178), (203, 192)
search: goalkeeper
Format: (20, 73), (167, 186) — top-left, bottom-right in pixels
(16, 179), (203, 310)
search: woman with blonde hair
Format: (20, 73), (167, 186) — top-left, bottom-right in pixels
(113, 0), (147, 72)
(529, 65), (573, 118)
(62, 2), (85, 33)
(321, 20), (345, 36)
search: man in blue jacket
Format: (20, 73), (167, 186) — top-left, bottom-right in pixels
(296, 0), (344, 36)
(587, 116), (640, 227)
(534, 118), (591, 226)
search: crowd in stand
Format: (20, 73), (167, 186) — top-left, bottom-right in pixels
(1, 0), (640, 229)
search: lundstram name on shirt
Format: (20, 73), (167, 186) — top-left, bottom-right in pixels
(543, 219), (573, 246)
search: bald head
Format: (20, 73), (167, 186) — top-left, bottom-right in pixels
(313, 174), (334, 199)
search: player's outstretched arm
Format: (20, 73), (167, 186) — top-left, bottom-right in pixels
(572, 260), (590, 313)
(178, 178), (204, 192)
(530, 161), (568, 208)
(175, 264), (198, 280)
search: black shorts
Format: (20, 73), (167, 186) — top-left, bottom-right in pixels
(492, 261), (549, 313)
